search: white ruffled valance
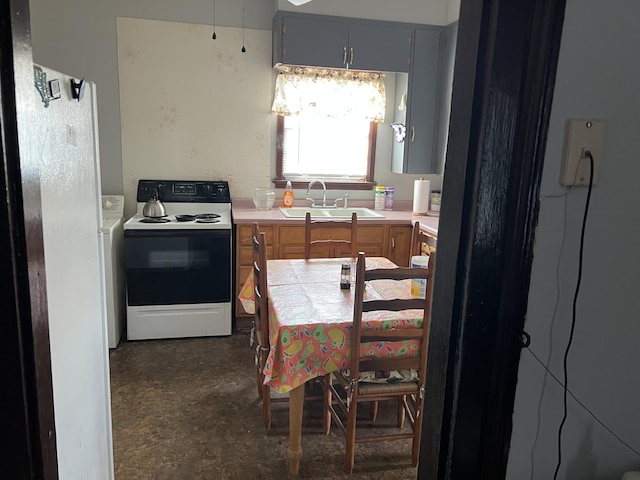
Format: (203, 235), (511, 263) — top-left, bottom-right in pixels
(271, 66), (386, 123)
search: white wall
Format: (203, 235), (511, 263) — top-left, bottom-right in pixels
(117, 18), (273, 217)
(446, 0), (461, 24)
(29, 0), (274, 196)
(507, 1), (640, 478)
(29, 0), (452, 208)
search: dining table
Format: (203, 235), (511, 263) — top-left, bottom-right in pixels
(238, 256), (425, 475)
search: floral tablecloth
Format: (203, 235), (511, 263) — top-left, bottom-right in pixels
(239, 257), (424, 394)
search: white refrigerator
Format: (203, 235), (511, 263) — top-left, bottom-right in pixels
(34, 65), (114, 479)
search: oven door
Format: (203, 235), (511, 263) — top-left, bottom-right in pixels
(124, 229), (231, 306)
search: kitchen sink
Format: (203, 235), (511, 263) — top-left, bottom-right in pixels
(278, 207), (384, 219)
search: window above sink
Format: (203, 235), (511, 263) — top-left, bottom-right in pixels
(272, 66), (385, 190)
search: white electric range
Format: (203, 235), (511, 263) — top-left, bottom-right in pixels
(123, 180), (232, 340)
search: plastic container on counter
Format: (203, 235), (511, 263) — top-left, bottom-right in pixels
(430, 190), (441, 212)
(384, 186), (394, 210)
(374, 186), (386, 210)
(410, 255), (429, 297)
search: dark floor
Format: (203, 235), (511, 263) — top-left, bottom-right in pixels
(109, 333), (419, 479)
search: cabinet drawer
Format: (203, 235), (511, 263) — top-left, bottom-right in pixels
(239, 245), (274, 266)
(357, 226), (387, 244)
(278, 226), (306, 245)
(277, 246), (306, 259)
(239, 225), (275, 246)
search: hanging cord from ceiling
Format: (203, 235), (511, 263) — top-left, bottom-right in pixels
(212, 0), (216, 40)
(552, 150), (594, 480)
(241, 0), (246, 52)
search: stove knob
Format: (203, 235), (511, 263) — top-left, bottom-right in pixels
(217, 187), (226, 197)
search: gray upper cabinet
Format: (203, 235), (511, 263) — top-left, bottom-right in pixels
(276, 15), (349, 69)
(273, 13), (412, 72)
(434, 23), (458, 175)
(347, 23), (412, 72)
(392, 28), (442, 174)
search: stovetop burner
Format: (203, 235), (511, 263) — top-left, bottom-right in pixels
(174, 213), (222, 223)
(140, 217), (170, 223)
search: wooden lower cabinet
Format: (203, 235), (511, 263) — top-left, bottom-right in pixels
(234, 223), (412, 332)
(388, 226), (413, 267)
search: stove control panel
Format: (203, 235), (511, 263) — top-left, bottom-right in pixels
(136, 180), (231, 203)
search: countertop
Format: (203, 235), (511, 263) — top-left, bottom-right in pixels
(232, 199), (439, 237)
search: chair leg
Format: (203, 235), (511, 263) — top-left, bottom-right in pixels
(323, 373), (332, 434)
(344, 390), (358, 474)
(369, 401), (379, 421)
(397, 396), (406, 428)
(257, 367), (263, 399)
(262, 384), (271, 430)
(411, 398), (424, 467)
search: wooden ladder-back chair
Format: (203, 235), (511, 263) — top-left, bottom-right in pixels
(323, 251), (436, 473)
(251, 223), (282, 429)
(252, 222), (322, 429)
(304, 211), (358, 259)
(410, 222), (437, 261)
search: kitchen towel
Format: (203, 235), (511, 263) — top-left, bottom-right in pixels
(412, 178), (430, 214)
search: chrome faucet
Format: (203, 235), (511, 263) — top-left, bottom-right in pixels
(333, 193), (349, 208)
(306, 179), (327, 207)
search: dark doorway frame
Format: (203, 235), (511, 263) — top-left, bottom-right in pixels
(419, 0), (567, 478)
(1, 0), (58, 478)
(2, 0), (567, 478)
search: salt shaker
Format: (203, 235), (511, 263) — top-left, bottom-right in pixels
(340, 263), (351, 289)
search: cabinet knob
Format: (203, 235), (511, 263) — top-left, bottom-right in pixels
(411, 126), (416, 142)
(343, 47), (347, 65)
(350, 47), (354, 64)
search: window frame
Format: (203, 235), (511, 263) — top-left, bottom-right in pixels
(273, 115), (378, 190)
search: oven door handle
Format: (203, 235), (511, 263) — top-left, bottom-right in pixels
(124, 229), (230, 238)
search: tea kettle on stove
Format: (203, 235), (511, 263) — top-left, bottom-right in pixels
(142, 189), (167, 218)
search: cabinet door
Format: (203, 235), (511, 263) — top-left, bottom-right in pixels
(278, 246), (305, 259)
(348, 23), (412, 72)
(279, 16), (348, 68)
(387, 226), (412, 267)
(238, 225), (275, 246)
(399, 28), (441, 174)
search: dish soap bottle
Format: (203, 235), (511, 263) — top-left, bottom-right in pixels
(282, 181), (294, 208)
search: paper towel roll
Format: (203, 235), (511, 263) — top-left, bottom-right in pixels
(413, 179), (430, 214)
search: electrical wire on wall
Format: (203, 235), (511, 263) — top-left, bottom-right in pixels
(527, 151), (640, 476)
(526, 347), (640, 459)
(528, 184), (573, 480)
(552, 150), (595, 480)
